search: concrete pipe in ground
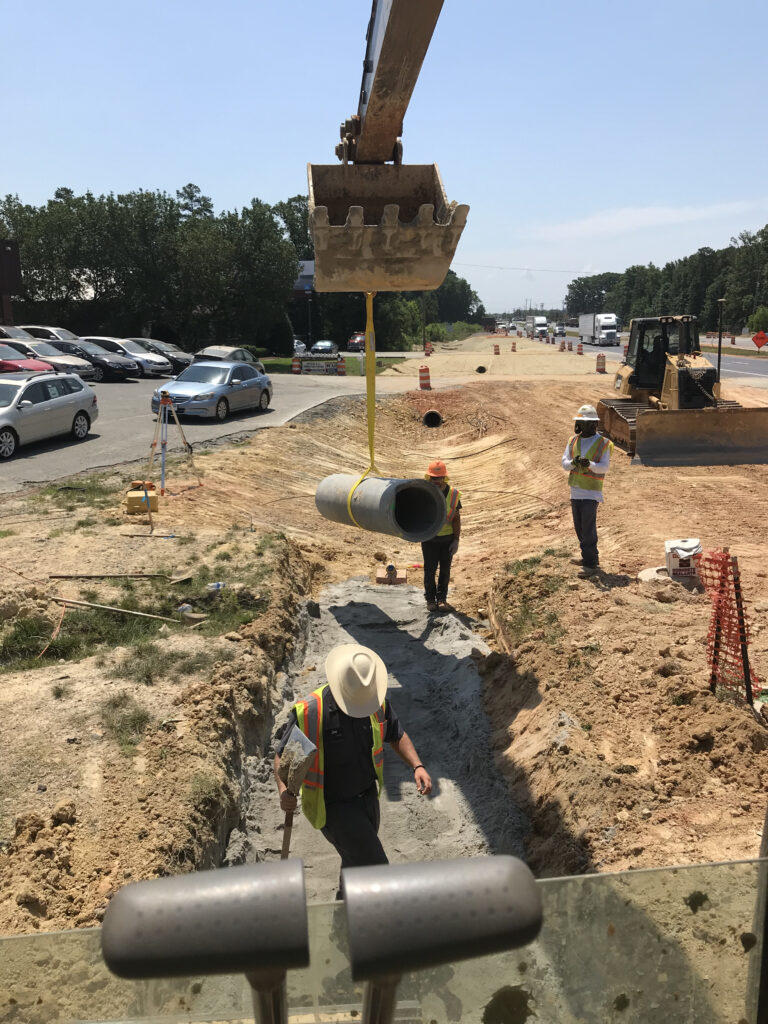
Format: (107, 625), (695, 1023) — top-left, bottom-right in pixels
(422, 410), (443, 428)
(315, 475), (445, 543)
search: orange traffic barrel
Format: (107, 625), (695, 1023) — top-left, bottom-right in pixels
(567, 339), (573, 351)
(493, 344), (500, 355)
(623, 343), (629, 358)
(291, 356), (301, 374)
(577, 343), (584, 355)
(730, 335), (736, 345)
(336, 356), (346, 376)
(559, 339), (565, 351)
(510, 341), (516, 352)
(596, 353), (606, 373)
(419, 365), (431, 390)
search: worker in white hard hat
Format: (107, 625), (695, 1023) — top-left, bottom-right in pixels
(561, 404), (613, 576)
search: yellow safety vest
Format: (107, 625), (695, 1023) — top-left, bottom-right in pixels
(436, 486), (462, 537)
(567, 434), (612, 493)
(293, 686), (386, 829)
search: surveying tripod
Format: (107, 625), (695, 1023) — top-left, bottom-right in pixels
(147, 391), (202, 496)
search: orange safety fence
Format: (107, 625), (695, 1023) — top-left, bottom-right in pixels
(696, 550), (762, 705)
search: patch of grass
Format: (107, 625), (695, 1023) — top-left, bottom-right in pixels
(74, 516), (99, 530)
(171, 648), (234, 678)
(48, 528), (66, 539)
(51, 683), (68, 699)
(187, 772), (224, 808)
(204, 539), (226, 552)
(581, 722), (593, 732)
(543, 610), (566, 644)
(505, 555), (543, 575)
(114, 641), (166, 686)
(104, 516), (123, 526)
(0, 528), (15, 538)
(214, 551), (233, 563)
(79, 588), (99, 602)
(582, 641), (602, 654)
(567, 652), (582, 670)
(39, 474), (123, 509)
(175, 534), (196, 546)
(0, 605), (179, 674)
(506, 597), (538, 644)
(101, 692), (151, 755)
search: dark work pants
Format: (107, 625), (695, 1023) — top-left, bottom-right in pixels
(321, 786), (388, 897)
(421, 536), (454, 601)
(571, 498), (599, 566)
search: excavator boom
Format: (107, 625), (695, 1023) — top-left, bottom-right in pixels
(308, 0), (468, 293)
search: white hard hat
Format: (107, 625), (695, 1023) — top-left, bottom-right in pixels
(574, 404), (599, 421)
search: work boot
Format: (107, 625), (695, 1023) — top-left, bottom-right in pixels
(426, 599), (438, 611)
(578, 564), (599, 578)
(570, 557), (583, 566)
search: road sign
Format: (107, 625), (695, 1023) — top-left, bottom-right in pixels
(752, 331), (767, 350)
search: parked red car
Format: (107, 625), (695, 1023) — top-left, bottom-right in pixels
(347, 332), (366, 352)
(0, 343), (53, 374)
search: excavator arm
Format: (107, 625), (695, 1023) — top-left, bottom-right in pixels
(338, 0), (444, 165)
(308, 0), (468, 293)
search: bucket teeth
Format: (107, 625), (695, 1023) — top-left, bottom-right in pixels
(308, 163), (469, 292)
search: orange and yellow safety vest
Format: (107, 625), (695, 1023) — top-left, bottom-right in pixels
(293, 686), (386, 829)
(567, 434), (612, 493)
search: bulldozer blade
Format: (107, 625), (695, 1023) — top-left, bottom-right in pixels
(634, 407), (768, 466)
(308, 162), (468, 292)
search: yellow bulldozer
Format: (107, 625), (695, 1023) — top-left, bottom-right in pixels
(597, 315), (768, 465)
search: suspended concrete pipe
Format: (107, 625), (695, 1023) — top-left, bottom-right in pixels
(315, 475), (446, 543)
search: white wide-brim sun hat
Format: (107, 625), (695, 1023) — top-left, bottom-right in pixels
(324, 644), (388, 718)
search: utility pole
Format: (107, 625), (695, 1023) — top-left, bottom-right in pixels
(716, 297), (725, 383)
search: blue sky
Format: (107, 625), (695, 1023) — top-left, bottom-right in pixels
(6, 0), (768, 311)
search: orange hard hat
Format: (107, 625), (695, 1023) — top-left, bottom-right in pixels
(426, 460), (447, 477)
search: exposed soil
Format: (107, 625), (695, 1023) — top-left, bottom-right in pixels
(1, 368), (767, 946)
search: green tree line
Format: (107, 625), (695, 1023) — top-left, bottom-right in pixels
(564, 225), (768, 333)
(0, 186), (484, 353)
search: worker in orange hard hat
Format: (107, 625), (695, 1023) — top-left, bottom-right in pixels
(421, 459), (462, 612)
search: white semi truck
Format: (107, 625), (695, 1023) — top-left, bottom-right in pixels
(579, 312), (619, 346)
(525, 315), (548, 339)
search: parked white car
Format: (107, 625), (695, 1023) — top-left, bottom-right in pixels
(81, 337), (172, 376)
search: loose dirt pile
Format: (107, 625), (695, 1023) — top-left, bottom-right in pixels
(1, 376), (766, 942)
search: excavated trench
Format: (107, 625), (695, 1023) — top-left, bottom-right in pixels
(225, 578), (529, 902)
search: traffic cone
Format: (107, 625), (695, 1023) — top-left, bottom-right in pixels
(419, 365), (431, 390)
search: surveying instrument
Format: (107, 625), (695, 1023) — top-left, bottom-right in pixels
(147, 391), (202, 496)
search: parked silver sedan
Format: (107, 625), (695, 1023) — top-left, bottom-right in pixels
(82, 337), (172, 377)
(0, 371), (99, 459)
(150, 360), (272, 421)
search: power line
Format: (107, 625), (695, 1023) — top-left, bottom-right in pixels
(453, 261), (599, 275)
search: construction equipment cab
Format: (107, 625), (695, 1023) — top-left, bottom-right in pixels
(597, 315), (768, 466)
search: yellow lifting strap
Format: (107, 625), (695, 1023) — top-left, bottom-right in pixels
(346, 291), (381, 526)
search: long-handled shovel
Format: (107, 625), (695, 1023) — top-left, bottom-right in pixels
(277, 724), (318, 860)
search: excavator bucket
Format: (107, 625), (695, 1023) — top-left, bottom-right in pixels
(634, 407), (768, 466)
(308, 162), (468, 292)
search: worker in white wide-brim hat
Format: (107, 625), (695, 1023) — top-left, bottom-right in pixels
(274, 643), (432, 897)
(561, 404), (613, 577)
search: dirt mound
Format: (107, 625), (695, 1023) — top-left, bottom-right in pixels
(485, 550), (768, 876)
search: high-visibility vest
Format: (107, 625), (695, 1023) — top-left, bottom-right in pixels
(293, 685), (386, 829)
(567, 434), (612, 493)
(436, 486), (461, 536)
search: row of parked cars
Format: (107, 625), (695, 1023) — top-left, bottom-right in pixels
(0, 325), (274, 460)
